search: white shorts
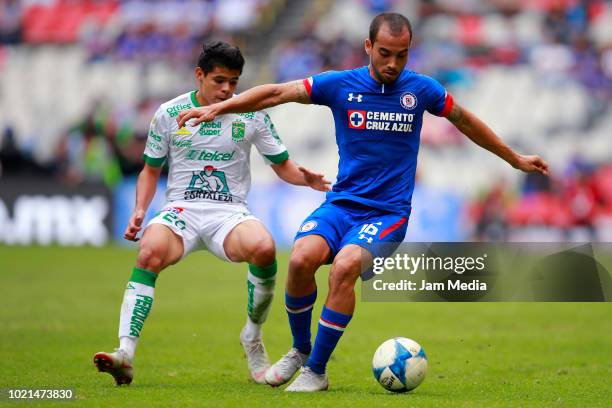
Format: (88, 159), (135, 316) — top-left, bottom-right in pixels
(146, 200), (258, 261)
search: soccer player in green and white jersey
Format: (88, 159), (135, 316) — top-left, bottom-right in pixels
(93, 41), (331, 386)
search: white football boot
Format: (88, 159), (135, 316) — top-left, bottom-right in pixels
(240, 326), (270, 384)
(284, 366), (329, 392)
(93, 349), (133, 386)
(264, 348), (309, 386)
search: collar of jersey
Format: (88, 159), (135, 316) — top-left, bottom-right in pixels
(190, 90), (202, 107)
(359, 66), (408, 92)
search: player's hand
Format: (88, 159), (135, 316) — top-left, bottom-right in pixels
(124, 209), (145, 241)
(299, 166), (332, 192)
(177, 106), (218, 128)
(514, 155), (549, 176)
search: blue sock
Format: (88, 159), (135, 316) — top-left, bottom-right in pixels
(306, 305), (352, 375)
(285, 290), (317, 355)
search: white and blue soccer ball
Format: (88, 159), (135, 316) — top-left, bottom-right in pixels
(372, 337), (428, 393)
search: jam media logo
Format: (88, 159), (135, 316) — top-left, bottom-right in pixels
(347, 110), (366, 129)
(400, 92), (418, 110)
(300, 220), (318, 232)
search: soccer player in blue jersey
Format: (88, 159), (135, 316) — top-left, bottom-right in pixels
(178, 13), (549, 392)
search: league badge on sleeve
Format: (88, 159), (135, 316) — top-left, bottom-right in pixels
(300, 220), (318, 232)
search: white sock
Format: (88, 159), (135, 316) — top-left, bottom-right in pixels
(246, 262), (276, 329)
(242, 317), (262, 342)
(117, 268), (157, 360)
(119, 336), (138, 361)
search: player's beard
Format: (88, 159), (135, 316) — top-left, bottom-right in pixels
(369, 60), (398, 85)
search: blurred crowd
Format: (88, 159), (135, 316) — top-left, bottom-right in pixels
(1, 0), (612, 239)
(1, 0), (270, 61)
(1, 99), (158, 186)
(0, 0), (273, 185)
(272, 0), (612, 104)
(54, 100), (159, 186)
(0, 100), (155, 188)
(470, 161), (612, 241)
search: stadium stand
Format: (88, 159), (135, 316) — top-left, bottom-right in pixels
(1, 0), (611, 240)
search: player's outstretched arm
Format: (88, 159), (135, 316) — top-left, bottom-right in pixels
(446, 102), (549, 176)
(271, 159), (331, 192)
(177, 80), (311, 128)
(124, 164), (163, 241)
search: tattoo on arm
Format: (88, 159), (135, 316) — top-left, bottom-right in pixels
(292, 80), (310, 104)
(447, 104), (466, 127)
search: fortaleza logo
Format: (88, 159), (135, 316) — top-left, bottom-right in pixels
(347, 110), (415, 132)
(166, 103), (192, 118)
(185, 166), (233, 202)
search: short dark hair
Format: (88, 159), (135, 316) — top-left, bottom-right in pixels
(197, 41), (245, 75)
(369, 13), (413, 45)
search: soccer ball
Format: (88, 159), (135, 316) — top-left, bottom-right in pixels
(372, 337), (428, 392)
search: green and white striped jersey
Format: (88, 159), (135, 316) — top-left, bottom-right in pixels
(143, 91), (288, 204)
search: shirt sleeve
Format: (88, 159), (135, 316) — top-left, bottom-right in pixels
(424, 76), (454, 117)
(253, 111), (289, 165)
(142, 107), (169, 167)
(303, 70), (344, 107)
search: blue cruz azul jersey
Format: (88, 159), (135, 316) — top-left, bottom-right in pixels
(304, 66), (454, 214)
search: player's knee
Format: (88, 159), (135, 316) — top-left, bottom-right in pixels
(329, 270), (357, 294)
(289, 250), (319, 275)
(247, 236), (276, 266)
(329, 256), (360, 293)
(136, 246), (165, 272)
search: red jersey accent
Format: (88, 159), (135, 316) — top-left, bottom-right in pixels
(379, 217), (407, 239)
(303, 78), (312, 96)
(437, 93), (454, 117)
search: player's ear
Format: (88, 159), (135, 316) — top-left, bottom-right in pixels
(195, 67), (205, 82)
(365, 38), (372, 56)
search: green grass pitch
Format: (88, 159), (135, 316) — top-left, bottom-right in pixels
(1, 245), (611, 407)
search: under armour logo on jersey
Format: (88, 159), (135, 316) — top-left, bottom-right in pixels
(358, 234), (373, 244)
(348, 93), (363, 102)
(358, 222), (382, 244)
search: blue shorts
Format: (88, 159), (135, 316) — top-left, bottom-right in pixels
(295, 199), (409, 263)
